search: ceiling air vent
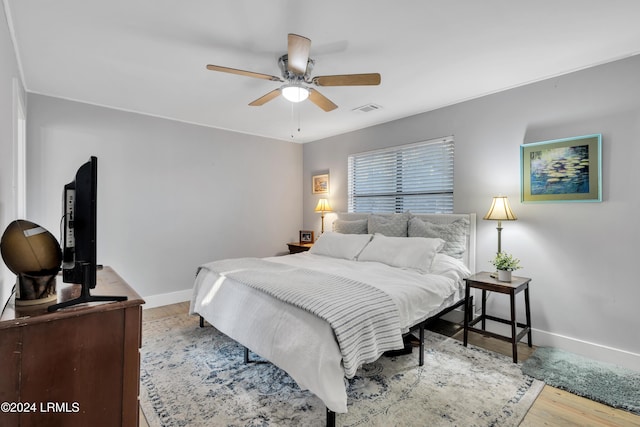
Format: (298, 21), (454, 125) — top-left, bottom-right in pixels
(352, 103), (382, 113)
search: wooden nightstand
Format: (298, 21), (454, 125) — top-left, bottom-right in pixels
(463, 271), (532, 363)
(287, 242), (313, 254)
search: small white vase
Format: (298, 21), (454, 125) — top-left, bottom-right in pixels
(497, 270), (512, 282)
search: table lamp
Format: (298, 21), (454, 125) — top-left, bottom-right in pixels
(483, 195), (517, 253)
(314, 199), (332, 234)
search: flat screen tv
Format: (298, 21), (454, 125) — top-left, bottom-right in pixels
(48, 156), (126, 311)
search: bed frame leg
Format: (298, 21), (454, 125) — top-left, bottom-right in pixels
(199, 315), (205, 328)
(419, 324), (425, 366)
(244, 346), (250, 363)
(326, 408), (336, 427)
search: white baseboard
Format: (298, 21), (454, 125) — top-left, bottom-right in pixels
(532, 328), (640, 372)
(142, 288), (191, 309)
(475, 320), (640, 370)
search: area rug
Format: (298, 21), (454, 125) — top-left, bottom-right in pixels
(521, 346), (640, 415)
(140, 314), (544, 427)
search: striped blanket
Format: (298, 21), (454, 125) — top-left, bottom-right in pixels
(199, 258), (404, 377)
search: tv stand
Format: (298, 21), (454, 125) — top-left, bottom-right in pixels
(48, 263), (127, 312)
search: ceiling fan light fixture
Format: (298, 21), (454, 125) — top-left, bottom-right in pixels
(281, 84), (309, 103)
(206, 34), (379, 112)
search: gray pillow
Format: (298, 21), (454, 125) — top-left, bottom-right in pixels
(408, 216), (469, 259)
(333, 219), (368, 234)
(368, 213), (409, 237)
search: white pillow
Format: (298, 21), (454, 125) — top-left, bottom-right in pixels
(357, 234), (445, 273)
(430, 253), (472, 282)
(309, 232), (373, 260)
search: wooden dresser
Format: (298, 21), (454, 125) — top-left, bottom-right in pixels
(0, 267), (144, 427)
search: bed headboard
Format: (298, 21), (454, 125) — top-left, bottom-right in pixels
(332, 212), (476, 273)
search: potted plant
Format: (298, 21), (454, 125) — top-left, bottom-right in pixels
(490, 252), (522, 282)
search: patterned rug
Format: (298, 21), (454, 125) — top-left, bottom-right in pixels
(140, 314), (544, 427)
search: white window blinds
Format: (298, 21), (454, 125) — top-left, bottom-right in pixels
(348, 136), (454, 213)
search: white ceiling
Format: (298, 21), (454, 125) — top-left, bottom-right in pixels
(6, 0), (640, 143)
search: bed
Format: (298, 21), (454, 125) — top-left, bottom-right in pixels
(189, 212), (476, 425)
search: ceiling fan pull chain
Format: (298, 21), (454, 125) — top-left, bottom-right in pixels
(290, 102), (302, 139)
(290, 102), (295, 138)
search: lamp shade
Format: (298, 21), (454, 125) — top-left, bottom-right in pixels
(314, 199), (332, 213)
(483, 195), (517, 221)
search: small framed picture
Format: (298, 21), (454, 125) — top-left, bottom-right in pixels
(299, 230), (315, 243)
(312, 174), (329, 194)
(521, 134), (602, 203)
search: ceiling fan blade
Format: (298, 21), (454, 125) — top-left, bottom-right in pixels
(206, 64), (283, 82)
(249, 89), (281, 106)
(287, 33), (311, 75)
(312, 73), (381, 86)
(308, 88), (338, 112)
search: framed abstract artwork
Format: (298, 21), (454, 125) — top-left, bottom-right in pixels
(521, 134), (602, 203)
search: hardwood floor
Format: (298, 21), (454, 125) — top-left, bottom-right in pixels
(140, 302), (640, 427)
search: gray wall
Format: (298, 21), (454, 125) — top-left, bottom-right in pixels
(0, 3), (26, 305)
(26, 95), (302, 301)
(303, 55), (640, 368)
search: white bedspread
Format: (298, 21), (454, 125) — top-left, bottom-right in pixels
(198, 257), (405, 377)
(189, 252), (469, 413)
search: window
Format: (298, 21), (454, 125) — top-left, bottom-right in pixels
(348, 136), (454, 213)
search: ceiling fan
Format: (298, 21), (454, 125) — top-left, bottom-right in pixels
(206, 34), (381, 112)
